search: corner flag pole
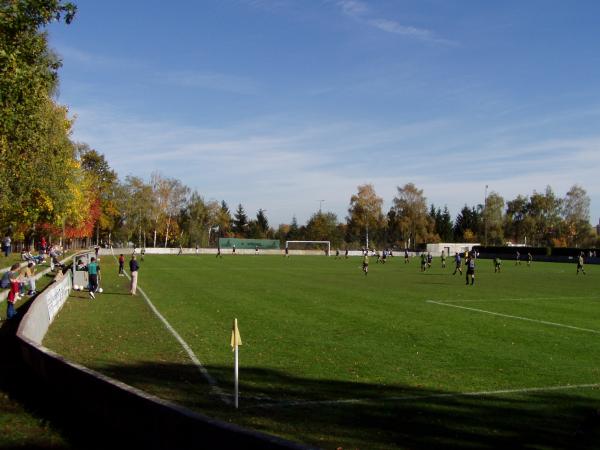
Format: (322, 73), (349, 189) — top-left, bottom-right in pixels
(230, 318), (242, 408)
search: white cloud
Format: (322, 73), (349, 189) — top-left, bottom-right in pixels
(68, 104), (600, 225)
(160, 71), (259, 95)
(337, 0), (368, 17)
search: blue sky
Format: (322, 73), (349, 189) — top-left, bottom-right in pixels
(48, 0), (600, 226)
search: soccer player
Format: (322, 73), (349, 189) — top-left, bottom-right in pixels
(527, 252), (533, 267)
(427, 252), (433, 269)
(404, 249), (409, 264)
(362, 252), (369, 275)
(255, 245), (259, 255)
(141, 247), (146, 261)
(453, 252), (463, 275)
(178, 245), (183, 255)
(577, 252), (586, 275)
(466, 254), (475, 285)
(441, 250), (447, 268)
(118, 254), (125, 276)
(494, 256), (502, 273)
(344, 248), (349, 259)
(335, 248), (340, 259)
(420, 252), (427, 272)
(216, 244), (222, 258)
(87, 257), (100, 299)
(232, 244), (236, 255)
(285, 245), (289, 257)
(515, 251), (521, 265)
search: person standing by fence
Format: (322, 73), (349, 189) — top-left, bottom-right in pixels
(2, 235), (11, 257)
(129, 255), (139, 295)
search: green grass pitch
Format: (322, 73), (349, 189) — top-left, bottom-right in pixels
(44, 254), (600, 449)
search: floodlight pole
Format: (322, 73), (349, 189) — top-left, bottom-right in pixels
(484, 185), (488, 246)
(319, 200), (324, 213)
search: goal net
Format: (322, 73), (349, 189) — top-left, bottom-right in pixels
(285, 240), (331, 255)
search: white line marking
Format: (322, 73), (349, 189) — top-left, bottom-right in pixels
(441, 296), (598, 303)
(427, 300), (600, 334)
(244, 382), (600, 409)
(111, 252), (230, 405)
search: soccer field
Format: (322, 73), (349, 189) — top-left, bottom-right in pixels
(45, 254), (600, 449)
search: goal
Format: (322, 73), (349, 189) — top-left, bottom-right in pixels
(285, 240), (331, 255)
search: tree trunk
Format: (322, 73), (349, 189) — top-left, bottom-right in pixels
(164, 216), (171, 247)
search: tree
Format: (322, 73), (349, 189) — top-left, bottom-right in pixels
(77, 144), (119, 245)
(527, 186), (562, 246)
(347, 184), (386, 247)
(150, 172), (189, 247)
(391, 183), (432, 248)
(505, 195), (528, 245)
(483, 192), (505, 246)
(286, 216), (300, 241)
(217, 201), (233, 236)
(233, 204), (248, 237)
(454, 205), (481, 242)
(0, 0), (77, 238)
(562, 185), (591, 247)
(256, 209), (269, 237)
(305, 212), (343, 247)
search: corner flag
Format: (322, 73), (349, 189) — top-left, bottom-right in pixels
(231, 318), (242, 408)
(231, 318), (242, 350)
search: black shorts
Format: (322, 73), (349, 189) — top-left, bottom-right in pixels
(467, 268), (475, 275)
(89, 274), (98, 290)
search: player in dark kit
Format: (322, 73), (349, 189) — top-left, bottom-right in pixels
(404, 249), (409, 264)
(453, 252), (462, 275)
(494, 256), (502, 273)
(420, 253), (427, 272)
(466, 255), (475, 285)
(577, 252), (586, 275)
(515, 251), (521, 265)
(527, 252), (533, 266)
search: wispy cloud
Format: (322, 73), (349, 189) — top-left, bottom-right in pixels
(160, 70), (259, 95)
(334, 1), (454, 45)
(337, 0), (368, 17)
(367, 19), (455, 45)
(68, 103), (599, 224)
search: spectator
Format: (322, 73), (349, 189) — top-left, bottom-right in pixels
(129, 255), (139, 295)
(6, 271), (21, 319)
(23, 262), (36, 296)
(1, 263), (20, 289)
(2, 235), (11, 257)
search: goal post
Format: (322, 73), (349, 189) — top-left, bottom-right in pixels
(285, 240), (331, 255)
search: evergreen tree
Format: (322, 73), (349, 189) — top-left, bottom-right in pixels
(233, 204), (248, 236)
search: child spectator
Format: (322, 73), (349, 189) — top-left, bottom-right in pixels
(6, 271), (20, 319)
(23, 262), (36, 295)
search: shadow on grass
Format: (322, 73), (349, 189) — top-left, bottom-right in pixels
(93, 360), (600, 450)
(0, 295), (140, 449)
